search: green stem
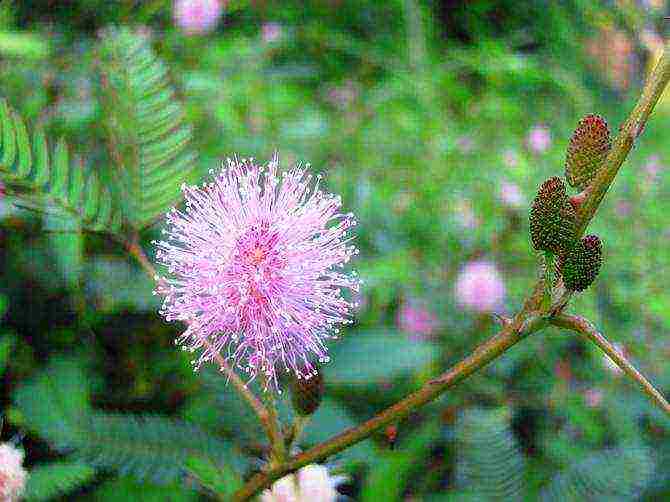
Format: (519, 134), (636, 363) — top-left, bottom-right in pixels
(232, 312), (547, 501)
(576, 42), (670, 236)
(552, 314), (670, 415)
(261, 381), (287, 466)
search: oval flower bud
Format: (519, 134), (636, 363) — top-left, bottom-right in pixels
(559, 234), (603, 292)
(565, 114), (611, 191)
(529, 177), (577, 254)
(290, 367), (324, 416)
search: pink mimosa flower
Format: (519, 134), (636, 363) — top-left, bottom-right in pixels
(154, 156), (359, 390)
(173, 0), (224, 35)
(527, 125), (552, 154)
(397, 300), (440, 338)
(0, 443), (27, 502)
(454, 260), (506, 313)
(499, 181), (525, 209)
(261, 22), (283, 43)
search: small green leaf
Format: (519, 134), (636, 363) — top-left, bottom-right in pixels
(24, 461), (96, 502)
(184, 456), (242, 498)
(325, 329), (437, 385)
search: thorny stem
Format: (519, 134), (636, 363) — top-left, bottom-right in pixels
(124, 233), (286, 459)
(552, 314), (670, 414)
(232, 41), (670, 500)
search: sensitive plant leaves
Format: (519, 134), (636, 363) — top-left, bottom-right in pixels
(13, 357), (244, 486)
(361, 421), (441, 502)
(93, 476), (199, 502)
(0, 99), (122, 233)
(184, 456), (243, 499)
(300, 398), (374, 467)
(540, 445), (654, 501)
(324, 329), (437, 385)
(24, 462), (95, 502)
(98, 27), (198, 229)
(454, 407), (526, 500)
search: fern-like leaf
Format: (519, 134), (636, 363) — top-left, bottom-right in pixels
(454, 407), (526, 500)
(24, 461), (96, 502)
(540, 445), (654, 501)
(12, 357), (92, 450)
(14, 357), (243, 485)
(0, 100), (122, 233)
(98, 27), (198, 229)
(74, 413), (242, 484)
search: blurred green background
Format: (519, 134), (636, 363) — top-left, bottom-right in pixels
(0, 0), (669, 500)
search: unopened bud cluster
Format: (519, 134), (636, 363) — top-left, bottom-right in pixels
(528, 114), (609, 292)
(565, 114), (611, 191)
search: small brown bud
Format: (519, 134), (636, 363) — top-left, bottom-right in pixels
(290, 369), (324, 416)
(566, 114), (611, 191)
(529, 177), (577, 254)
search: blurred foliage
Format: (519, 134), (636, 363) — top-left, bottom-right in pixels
(0, 0), (669, 500)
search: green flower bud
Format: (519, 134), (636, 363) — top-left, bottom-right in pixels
(566, 114), (611, 191)
(559, 234), (603, 292)
(529, 177), (577, 254)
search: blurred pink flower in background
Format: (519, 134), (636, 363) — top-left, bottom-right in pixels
(614, 200), (632, 219)
(583, 388), (604, 408)
(453, 198), (479, 230)
(0, 443), (27, 502)
(586, 26), (635, 91)
(325, 80), (359, 110)
(454, 260), (506, 313)
(502, 148), (519, 168)
(456, 135), (475, 154)
(526, 125), (552, 154)
(643, 154), (665, 180)
(261, 22), (283, 43)
(397, 299), (440, 339)
(498, 181), (525, 209)
(173, 0), (224, 35)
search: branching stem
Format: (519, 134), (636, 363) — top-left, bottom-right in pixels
(552, 314), (670, 414)
(231, 41), (670, 500)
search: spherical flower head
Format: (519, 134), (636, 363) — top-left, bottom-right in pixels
(454, 260), (506, 313)
(397, 299), (439, 339)
(498, 181), (524, 209)
(526, 124), (552, 154)
(260, 464), (346, 502)
(155, 157), (359, 390)
(0, 443), (27, 501)
(261, 22), (283, 43)
(173, 0), (224, 35)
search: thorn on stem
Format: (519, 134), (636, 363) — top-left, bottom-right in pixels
(492, 312), (512, 327)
